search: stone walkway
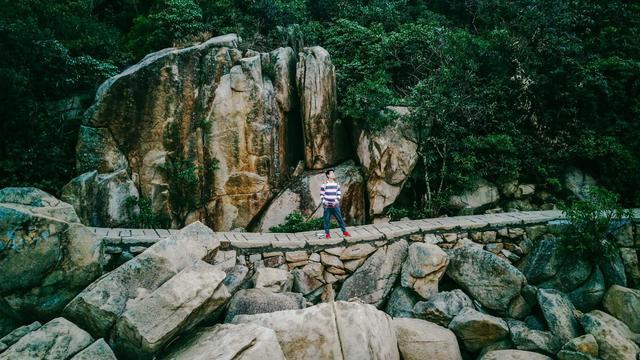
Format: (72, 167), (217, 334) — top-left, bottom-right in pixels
(91, 209), (606, 251)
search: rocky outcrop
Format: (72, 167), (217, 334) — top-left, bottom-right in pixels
(297, 46), (348, 169)
(161, 323), (285, 360)
(355, 112), (418, 218)
(64, 34), (344, 231)
(232, 301), (399, 360)
(63, 222), (222, 341)
(256, 160), (365, 231)
(0, 188), (103, 321)
(393, 318), (462, 360)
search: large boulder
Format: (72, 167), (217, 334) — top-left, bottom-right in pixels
(602, 285), (640, 332)
(355, 111), (418, 218)
(537, 289), (581, 343)
(449, 179), (499, 214)
(256, 161), (365, 231)
(400, 243), (449, 299)
(446, 246), (526, 315)
(63, 222), (221, 338)
(296, 46), (348, 170)
(0, 187), (103, 321)
(393, 318), (462, 360)
(448, 307), (509, 353)
(61, 169), (140, 227)
(66, 34), (328, 231)
(413, 289), (474, 327)
(110, 261), (229, 359)
(232, 301), (399, 360)
(224, 289), (305, 323)
(580, 310), (640, 360)
(0, 321), (41, 353)
(161, 323), (285, 360)
(336, 239), (408, 307)
(0, 317), (94, 359)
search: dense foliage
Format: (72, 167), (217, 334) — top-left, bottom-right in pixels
(269, 212), (337, 233)
(1, 0), (638, 215)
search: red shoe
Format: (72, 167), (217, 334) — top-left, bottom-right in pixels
(325, 233), (331, 239)
(343, 231), (351, 237)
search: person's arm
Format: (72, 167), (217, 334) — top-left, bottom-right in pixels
(336, 184), (342, 202)
(320, 184), (326, 203)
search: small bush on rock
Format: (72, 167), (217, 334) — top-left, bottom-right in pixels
(269, 212), (337, 233)
(559, 186), (633, 263)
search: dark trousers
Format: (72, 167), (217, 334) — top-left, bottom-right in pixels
(323, 206), (347, 234)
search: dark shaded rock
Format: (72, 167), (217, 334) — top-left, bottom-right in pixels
(537, 289), (581, 342)
(448, 307), (509, 352)
(600, 249), (628, 288)
(385, 286), (419, 318)
(568, 266), (606, 312)
(506, 319), (562, 355)
(413, 289), (474, 327)
(520, 237), (563, 284)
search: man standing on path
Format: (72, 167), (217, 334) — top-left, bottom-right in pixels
(320, 168), (351, 239)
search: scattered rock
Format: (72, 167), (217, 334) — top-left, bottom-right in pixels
(224, 289), (305, 323)
(448, 307), (509, 352)
(400, 243), (449, 299)
(446, 246), (526, 314)
(252, 267), (293, 292)
(337, 239), (408, 307)
(292, 264), (324, 296)
(580, 310), (640, 360)
(602, 285), (640, 332)
(568, 266), (606, 312)
(161, 323), (285, 360)
(394, 318), (462, 360)
(537, 289), (581, 342)
(385, 287), (419, 318)
(413, 289), (474, 327)
(70, 339), (117, 360)
(506, 319), (562, 355)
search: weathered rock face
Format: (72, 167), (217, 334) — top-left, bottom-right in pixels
(564, 167), (597, 200)
(506, 319), (562, 355)
(336, 239), (408, 307)
(71, 339), (117, 360)
(256, 161), (365, 231)
(65, 34), (342, 231)
(297, 46), (348, 170)
(63, 222), (221, 339)
(446, 246), (526, 314)
(537, 289), (581, 343)
(0, 321), (41, 353)
(385, 286), (420, 318)
(393, 318), (462, 360)
(0, 188), (103, 321)
(161, 323), (286, 360)
(232, 301), (399, 360)
(479, 350), (553, 360)
(0, 317), (94, 360)
(355, 113), (418, 218)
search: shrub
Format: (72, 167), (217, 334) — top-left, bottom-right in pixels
(269, 212), (337, 233)
(559, 186), (633, 263)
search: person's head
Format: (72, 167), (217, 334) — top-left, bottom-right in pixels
(325, 169), (336, 180)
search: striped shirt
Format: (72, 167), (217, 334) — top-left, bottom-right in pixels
(320, 181), (342, 208)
